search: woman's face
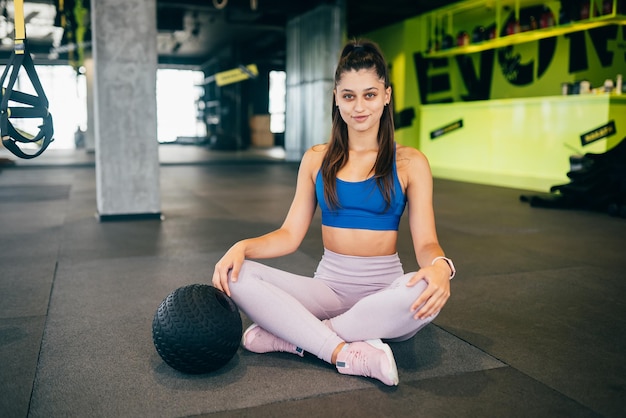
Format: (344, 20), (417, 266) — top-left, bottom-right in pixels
(335, 68), (391, 135)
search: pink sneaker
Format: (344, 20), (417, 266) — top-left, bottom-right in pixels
(335, 339), (399, 386)
(242, 324), (304, 357)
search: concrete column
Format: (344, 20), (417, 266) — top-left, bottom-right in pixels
(91, 0), (161, 220)
(284, 4), (345, 161)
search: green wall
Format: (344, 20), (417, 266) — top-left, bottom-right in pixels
(366, 15), (626, 190)
(367, 15), (626, 138)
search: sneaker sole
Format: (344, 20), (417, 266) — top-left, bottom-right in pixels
(365, 339), (399, 386)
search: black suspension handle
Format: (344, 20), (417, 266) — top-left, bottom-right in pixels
(0, 0), (54, 159)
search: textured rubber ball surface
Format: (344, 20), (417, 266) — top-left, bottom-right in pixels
(152, 284), (243, 374)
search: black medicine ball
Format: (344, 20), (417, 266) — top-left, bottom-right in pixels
(152, 284), (243, 374)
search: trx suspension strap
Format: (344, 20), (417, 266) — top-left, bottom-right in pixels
(0, 0), (54, 159)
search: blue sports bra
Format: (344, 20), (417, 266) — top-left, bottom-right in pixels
(315, 149), (407, 231)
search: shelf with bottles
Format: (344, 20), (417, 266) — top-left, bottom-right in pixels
(424, 0), (626, 58)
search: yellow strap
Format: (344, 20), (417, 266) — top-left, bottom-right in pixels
(14, 0), (26, 42)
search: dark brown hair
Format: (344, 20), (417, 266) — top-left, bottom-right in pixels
(321, 39), (395, 210)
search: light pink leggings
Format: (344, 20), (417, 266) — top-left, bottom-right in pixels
(228, 248), (436, 363)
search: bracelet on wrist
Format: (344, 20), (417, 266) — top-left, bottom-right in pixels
(431, 256), (456, 280)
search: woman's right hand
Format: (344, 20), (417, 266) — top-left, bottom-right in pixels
(211, 146), (320, 296)
(212, 241), (246, 297)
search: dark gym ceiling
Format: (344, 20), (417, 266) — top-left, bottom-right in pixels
(0, 0), (462, 69)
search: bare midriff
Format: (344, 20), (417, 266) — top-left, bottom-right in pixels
(321, 225), (398, 256)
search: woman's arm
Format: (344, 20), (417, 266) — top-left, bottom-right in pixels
(212, 146), (322, 295)
(401, 146), (452, 319)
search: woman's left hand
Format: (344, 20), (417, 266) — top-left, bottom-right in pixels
(406, 264), (451, 320)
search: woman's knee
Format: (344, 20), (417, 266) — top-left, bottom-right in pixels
(390, 272), (428, 297)
(227, 260), (259, 294)
(228, 260), (291, 295)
